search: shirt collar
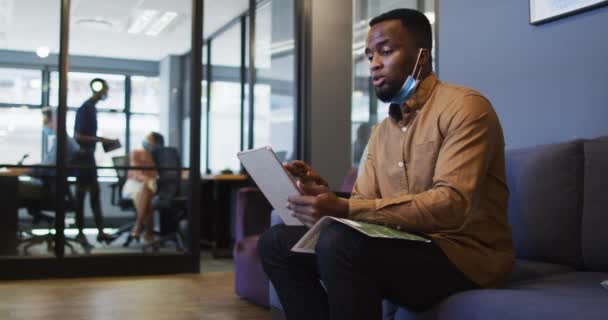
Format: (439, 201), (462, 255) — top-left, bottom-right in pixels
(389, 72), (439, 122)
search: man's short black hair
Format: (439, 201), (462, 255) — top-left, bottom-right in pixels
(369, 8), (432, 50)
(150, 132), (165, 147)
(90, 78), (108, 92)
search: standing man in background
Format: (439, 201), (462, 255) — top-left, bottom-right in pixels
(73, 78), (118, 244)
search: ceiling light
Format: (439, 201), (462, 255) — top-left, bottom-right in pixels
(145, 12), (178, 36)
(75, 18), (114, 31)
(128, 9), (157, 34)
(36, 46), (50, 58)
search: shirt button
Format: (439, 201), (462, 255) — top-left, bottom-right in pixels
(402, 127), (407, 133)
(398, 161), (404, 167)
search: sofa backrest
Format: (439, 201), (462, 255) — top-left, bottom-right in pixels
(505, 140), (585, 269)
(582, 136), (608, 272)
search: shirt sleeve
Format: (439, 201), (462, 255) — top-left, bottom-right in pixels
(74, 106), (86, 135)
(348, 95), (502, 233)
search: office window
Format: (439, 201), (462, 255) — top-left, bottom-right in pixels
(209, 81), (242, 173)
(252, 1), (297, 162)
(208, 23), (242, 173)
(0, 108), (44, 164)
(351, 0), (436, 165)
(0, 68), (42, 106)
(50, 72), (125, 110)
(131, 76), (161, 114)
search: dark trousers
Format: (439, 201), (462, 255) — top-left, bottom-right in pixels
(258, 222), (479, 320)
(75, 171), (105, 232)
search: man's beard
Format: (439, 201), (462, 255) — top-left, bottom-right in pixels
(376, 86), (399, 102)
(375, 82), (400, 103)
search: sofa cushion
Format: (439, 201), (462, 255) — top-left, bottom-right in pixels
(382, 259), (575, 320)
(427, 272), (608, 320)
(582, 137), (608, 272)
(508, 259), (575, 282)
(505, 140), (584, 269)
(234, 235), (269, 307)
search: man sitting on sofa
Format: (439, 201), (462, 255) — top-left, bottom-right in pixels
(258, 8), (514, 320)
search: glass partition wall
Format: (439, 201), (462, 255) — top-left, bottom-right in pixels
(0, 0), (203, 278)
(200, 0), (297, 174)
(0, 0), (301, 279)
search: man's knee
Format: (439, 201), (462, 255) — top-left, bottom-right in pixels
(257, 224), (291, 264)
(316, 222), (363, 265)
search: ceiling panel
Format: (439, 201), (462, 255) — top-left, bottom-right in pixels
(0, 0), (251, 61)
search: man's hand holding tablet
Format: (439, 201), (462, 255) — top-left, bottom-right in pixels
(283, 160), (349, 227)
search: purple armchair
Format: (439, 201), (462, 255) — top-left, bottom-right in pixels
(233, 187), (273, 307)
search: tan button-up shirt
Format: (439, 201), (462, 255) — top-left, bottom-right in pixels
(349, 73), (514, 287)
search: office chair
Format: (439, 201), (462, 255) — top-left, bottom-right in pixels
(142, 147), (188, 252)
(18, 176), (92, 255)
(106, 155), (138, 246)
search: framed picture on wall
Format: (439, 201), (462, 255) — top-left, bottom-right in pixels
(530, 0), (608, 24)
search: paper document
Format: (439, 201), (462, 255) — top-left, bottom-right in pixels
(102, 140), (121, 153)
(291, 216), (431, 254)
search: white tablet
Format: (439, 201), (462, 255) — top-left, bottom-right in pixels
(237, 147), (303, 226)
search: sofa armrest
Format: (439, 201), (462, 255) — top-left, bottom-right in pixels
(235, 187), (272, 242)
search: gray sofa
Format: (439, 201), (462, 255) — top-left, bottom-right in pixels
(269, 137), (608, 320)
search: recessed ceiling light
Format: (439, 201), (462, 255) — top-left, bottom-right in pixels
(36, 46), (50, 58)
(145, 12), (178, 36)
(75, 18), (114, 31)
(128, 9), (157, 35)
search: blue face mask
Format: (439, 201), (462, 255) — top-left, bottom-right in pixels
(42, 126), (54, 136)
(100, 93), (108, 101)
(390, 49), (425, 106)
(142, 140), (151, 151)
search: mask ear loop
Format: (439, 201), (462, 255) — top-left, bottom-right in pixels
(411, 49), (426, 80)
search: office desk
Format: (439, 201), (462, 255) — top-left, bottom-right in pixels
(201, 174), (249, 258)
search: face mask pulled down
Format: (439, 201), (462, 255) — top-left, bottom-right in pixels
(389, 49), (425, 106)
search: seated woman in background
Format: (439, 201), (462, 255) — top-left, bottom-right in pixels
(122, 132), (164, 243)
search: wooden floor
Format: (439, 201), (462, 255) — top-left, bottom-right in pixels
(0, 272), (271, 320)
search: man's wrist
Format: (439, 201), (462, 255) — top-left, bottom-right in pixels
(336, 197), (350, 218)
